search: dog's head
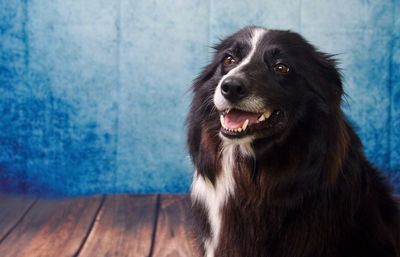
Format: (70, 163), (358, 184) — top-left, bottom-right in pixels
(189, 27), (342, 145)
(190, 26), (343, 148)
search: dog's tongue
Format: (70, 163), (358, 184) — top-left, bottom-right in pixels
(224, 109), (259, 129)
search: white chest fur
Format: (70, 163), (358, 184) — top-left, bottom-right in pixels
(191, 144), (236, 257)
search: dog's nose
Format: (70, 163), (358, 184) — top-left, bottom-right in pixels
(221, 77), (248, 102)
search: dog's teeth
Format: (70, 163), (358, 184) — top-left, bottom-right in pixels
(263, 110), (272, 119)
(242, 119), (249, 131)
(238, 128), (242, 132)
(220, 115), (225, 128)
(258, 115), (266, 122)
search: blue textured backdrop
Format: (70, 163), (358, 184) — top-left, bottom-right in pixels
(0, 0), (399, 195)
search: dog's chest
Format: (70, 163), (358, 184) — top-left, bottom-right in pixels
(191, 144), (237, 257)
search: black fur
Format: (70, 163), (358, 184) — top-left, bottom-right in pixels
(187, 26), (400, 257)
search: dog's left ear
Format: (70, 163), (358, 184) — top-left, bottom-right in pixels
(312, 52), (344, 110)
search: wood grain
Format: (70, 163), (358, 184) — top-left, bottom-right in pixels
(151, 194), (200, 257)
(0, 194), (37, 242)
(77, 194), (158, 257)
(1, 193), (399, 257)
(0, 195), (103, 257)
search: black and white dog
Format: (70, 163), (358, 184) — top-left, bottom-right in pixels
(187, 26), (400, 257)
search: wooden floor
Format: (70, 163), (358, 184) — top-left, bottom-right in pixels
(0, 194), (200, 257)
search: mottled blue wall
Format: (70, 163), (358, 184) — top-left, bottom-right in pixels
(0, 0), (399, 195)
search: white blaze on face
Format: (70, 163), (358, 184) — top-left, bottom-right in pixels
(213, 28), (267, 112)
(191, 28), (265, 257)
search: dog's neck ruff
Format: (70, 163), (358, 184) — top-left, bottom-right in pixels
(191, 142), (236, 257)
(191, 139), (255, 257)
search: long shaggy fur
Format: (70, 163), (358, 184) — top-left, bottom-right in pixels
(187, 26), (400, 257)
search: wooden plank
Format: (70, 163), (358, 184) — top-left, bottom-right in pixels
(151, 194), (200, 257)
(77, 194), (158, 257)
(0, 195), (103, 257)
(0, 194), (37, 242)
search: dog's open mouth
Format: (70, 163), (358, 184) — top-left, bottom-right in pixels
(220, 108), (282, 138)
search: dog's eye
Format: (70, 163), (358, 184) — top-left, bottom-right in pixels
(223, 56), (236, 66)
(273, 63), (290, 75)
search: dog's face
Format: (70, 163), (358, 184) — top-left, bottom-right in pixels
(192, 26), (343, 145)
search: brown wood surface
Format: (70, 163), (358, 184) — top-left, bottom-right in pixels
(151, 194), (200, 257)
(0, 193), (399, 257)
(0, 195), (37, 242)
(78, 194), (158, 257)
(0, 195), (103, 257)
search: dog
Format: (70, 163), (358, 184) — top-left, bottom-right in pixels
(187, 26), (400, 257)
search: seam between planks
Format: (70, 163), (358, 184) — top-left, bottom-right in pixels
(0, 198), (38, 245)
(147, 194), (161, 257)
(73, 195), (107, 257)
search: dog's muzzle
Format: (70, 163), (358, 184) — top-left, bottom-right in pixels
(220, 77), (249, 103)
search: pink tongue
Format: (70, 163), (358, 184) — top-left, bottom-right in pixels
(224, 110), (260, 129)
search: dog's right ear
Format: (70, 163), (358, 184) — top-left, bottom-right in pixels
(188, 45), (225, 184)
(187, 122), (220, 184)
(188, 61), (222, 184)
(192, 35), (237, 93)
(191, 49), (225, 94)
(192, 62), (218, 92)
